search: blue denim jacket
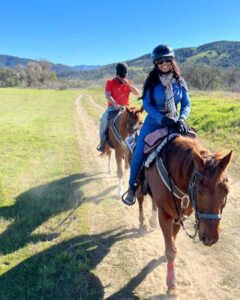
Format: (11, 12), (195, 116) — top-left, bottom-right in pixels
(143, 78), (191, 125)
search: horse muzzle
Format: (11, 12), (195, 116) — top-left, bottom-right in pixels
(199, 232), (219, 246)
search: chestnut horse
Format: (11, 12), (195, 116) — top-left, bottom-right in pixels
(101, 106), (158, 228)
(101, 106), (143, 196)
(146, 135), (232, 295)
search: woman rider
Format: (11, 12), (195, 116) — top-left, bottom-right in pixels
(122, 44), (191, 205)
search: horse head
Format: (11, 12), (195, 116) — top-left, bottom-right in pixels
(192, 150), (232, 246)
(125, 105), (144, 134)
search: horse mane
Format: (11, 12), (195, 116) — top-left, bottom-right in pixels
(119, 106), (143, 135)
(165, 136), (226, 186)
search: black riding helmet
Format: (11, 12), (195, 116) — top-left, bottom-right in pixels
(116, 62), (128, 78)
(151, 45), (175, 63)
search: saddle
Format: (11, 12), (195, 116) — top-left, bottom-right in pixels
(139, 127), (197, 196)
(144, 127), (197, 154)
(107, 110), (119, 121)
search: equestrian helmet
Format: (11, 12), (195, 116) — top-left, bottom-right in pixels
(151, 45), (175, 63)
(116, 62), (128, 78)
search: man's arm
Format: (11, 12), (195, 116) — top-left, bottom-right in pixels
(118, 76), (139, 96)
(105, 91), (122, 109)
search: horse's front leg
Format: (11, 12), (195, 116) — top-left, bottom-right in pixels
(124, 148), (131, 172)
(158, 208), (177, 296)
(149, 196), (158, 229)
(136, 193), (145, 229)
(107, 151), (112, 174)
(115, 150), (124, 196)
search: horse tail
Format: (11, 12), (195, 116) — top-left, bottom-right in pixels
(99, 143), (111, 157)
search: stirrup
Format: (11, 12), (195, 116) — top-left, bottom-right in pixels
(122, 188), (136, 206)
(96, 141), (106, 152)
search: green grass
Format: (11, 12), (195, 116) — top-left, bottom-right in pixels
(0, 88), (103, 299)
(188, 91), (240, 176)
(187, 50), (218, 61)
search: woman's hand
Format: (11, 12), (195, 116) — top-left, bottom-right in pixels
(177, 118), (189, 135)
(162, 116), (177, 129)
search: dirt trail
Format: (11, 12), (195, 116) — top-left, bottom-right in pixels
(75, 94), (240, 300)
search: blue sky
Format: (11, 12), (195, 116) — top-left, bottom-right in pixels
(1, 0), (239, 66)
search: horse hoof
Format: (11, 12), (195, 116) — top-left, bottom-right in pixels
(139, 224), (148, 233)
(167, 287), (177, 297)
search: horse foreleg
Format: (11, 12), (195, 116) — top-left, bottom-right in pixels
(137, 193), (145, 229)
(149, 196), (158, 229)
(115, 151), (124, 196)
(107, 151), (112, 174)
(158, 208), (177, 295)
(173, 222), (181, 241)
(124, 149), (130, 171)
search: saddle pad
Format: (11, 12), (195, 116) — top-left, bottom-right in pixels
(144, 128), (168, 147)
(125, 130), (139, 154)
(144, 128), (198, 154)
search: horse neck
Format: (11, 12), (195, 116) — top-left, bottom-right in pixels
(119, 110), (130, 139)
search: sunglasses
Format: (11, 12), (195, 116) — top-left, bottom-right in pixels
(156, 58), (173, 65)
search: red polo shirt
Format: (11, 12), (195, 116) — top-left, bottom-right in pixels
(105, 78), (132, 107)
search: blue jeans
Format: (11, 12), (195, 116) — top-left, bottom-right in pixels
(99, 106), (118, 141)
(129, 121), (162, 187)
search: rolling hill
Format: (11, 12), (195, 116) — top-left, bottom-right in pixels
(56, 40), (240, 80)
(0, 41), (240, 80)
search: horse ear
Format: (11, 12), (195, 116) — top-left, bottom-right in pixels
(125, 105), (130, 113)
(218, 151), (232, 172)
(192, 148), (205, 170)
(139, 105), (144, 113)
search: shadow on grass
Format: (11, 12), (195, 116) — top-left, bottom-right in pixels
(107, 256), (166, 300)
(0, 172), (117, 255)
(0, 227), (147, 300)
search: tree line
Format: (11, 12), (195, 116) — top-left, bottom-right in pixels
(0, 61), (57, 88)
(0, 61), (240, 92)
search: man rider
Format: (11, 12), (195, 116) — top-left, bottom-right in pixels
(97, 62), (139, 152)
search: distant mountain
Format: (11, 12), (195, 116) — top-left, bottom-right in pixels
(51, 64), (100, 74)
(56, 40), (240, 80)
(0, 54), (35, 67)
(72, 65), (101, 70)
(0, 55), (100, 73)
(175, 41), (240, 67)
(1, 41), (240, 80)
(126, 40), (240, 68)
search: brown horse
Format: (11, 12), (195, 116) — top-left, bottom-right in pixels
(145, 135), (232, 295)
(101, 106), (144, 196)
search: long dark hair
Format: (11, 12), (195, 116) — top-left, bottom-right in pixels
(139, 60), (181, 101)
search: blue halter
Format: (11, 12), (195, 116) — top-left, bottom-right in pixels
(188, 171), (226, 221)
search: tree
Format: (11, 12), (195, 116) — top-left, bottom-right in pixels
(0, 68), (19, 87)
(181, 62), (221, 90)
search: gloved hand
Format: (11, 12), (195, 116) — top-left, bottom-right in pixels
(177, 118), (189, 135)
(162, 116), (177, 129)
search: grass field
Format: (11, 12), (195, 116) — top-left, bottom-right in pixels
(0, 87), (239, 299)
(0, 88), (101, 299)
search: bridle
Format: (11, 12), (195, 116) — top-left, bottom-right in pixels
(165, 133), (228, 239)
(126, 110), (142, 134)
(188, 171), (228, 222)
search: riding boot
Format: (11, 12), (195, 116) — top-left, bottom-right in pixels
(96, 140), (106, 152)
(122, 185), (137, 206)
